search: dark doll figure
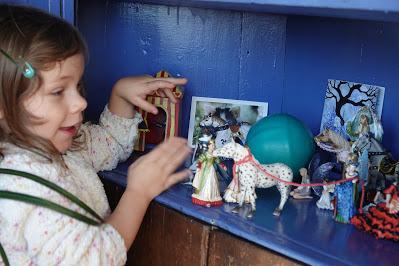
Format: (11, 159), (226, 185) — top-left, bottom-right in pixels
(351, 180), (399, 241)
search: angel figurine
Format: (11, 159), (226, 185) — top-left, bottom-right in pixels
(347, 106), (383, 183)
(290, 168), (313, 199)
(316, 179), (335, 210)
(192, 138), (223, 207)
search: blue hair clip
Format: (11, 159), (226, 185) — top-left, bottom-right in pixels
(0, 48), (35, 79)
(21, 61), (35, 79)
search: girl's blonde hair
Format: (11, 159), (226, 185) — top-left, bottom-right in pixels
(0, 4), (87, 165)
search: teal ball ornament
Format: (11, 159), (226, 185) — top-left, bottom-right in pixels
(246, 114), (315, 176)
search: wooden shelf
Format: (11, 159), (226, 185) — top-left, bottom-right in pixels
(100, 157), (399, 266)
(140, 0), (399, 22)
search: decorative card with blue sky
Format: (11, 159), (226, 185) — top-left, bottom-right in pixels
(320, 79), (385, 139)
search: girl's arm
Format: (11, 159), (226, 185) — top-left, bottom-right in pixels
(0, 154), (127, 265)
(106, 137), (192, 248)
(78, 75), (187, 172)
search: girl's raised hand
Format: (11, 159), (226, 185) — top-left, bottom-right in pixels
(126, 137), (192, 202)
(109, 75), (187, 118)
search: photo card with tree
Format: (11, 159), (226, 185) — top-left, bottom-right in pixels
(320, 79), (385, 139)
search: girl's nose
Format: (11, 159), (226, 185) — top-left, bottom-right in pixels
(70, 92), (87, 113)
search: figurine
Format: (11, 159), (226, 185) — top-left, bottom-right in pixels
(316, 179), (335, 210)
(192, 138), (223, 207)
(135, 70), (184, 151)
(333, 155), (358, 223)
(385, 180), (399, 214)
(213, 141), (293, 217)
(314, 129), (351, 163)
(351, 180), (399, 241)
(290, 168), (312, 199)
(347, 106), (384, 184)
(199, 105), (250, 148)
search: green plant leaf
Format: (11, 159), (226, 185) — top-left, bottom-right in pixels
(0, 190), (101, 226)
(0, 168), (103, 223)
(0, 242), (10, 266)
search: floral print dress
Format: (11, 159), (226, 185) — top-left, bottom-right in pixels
(0, 106), (142, 265)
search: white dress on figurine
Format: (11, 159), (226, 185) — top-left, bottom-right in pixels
(192, 141), (223, 207)
(317, 183), (335, 210)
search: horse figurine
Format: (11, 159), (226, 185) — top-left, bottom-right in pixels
(199, 109), (231, 148)
(213, 141), (293, 217)
(314, 128), (351, 163)
(199, 106), (250, 148)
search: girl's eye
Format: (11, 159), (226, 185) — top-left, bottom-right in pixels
(51, 88), (64, 96)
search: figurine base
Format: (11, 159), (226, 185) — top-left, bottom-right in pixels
(192, 197), (223, 207)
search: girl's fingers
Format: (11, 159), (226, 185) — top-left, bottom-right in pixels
(157, 89), (166, 97)
(156, 138), (190, 167)
(164, 145), (192, 174)
(144, 78), (186, 94)
(133, 97), (158, 114)
(164, 169), (192, 188)
(145, 137), (187, 163)
(162, 88), (177, 103)
(144, 80), (176, 94)
(155, 77), (187, 85)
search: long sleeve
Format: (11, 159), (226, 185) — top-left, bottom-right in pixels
(0, 145), (127, 265)
(78, 105), (142, 172)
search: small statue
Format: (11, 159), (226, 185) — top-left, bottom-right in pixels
(192, 138), (223, 207)
(333, 154), (358, 223)
(384, 181), (399, 214)
(213, 141), (293, 217)
(316, 179), (335, 210)
(290, 168), (312, 199)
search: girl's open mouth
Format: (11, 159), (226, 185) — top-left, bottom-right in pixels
(59, 126), (77, 136)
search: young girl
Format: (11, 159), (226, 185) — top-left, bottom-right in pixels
(0, 4), (190, 265)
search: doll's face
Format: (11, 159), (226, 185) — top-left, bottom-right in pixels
(299, 168), (307, 177)
(23, 54), (87, 153)
(360, 115), (368, 125)
(346, 164), (357, 176)
(208, 142), (215, 153)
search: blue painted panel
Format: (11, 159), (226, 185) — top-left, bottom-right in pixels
(79, 1), (284, 137)
(61, 0), (74, 23)
(0, 0), (74, 22)
(83, 1), (243, 128)
(239, 13), (286, 114)
(283, 16), (399, 158)
(100, 162), (399, 266)
(0, 0), (47, 8)
(141, 0), (399, 22)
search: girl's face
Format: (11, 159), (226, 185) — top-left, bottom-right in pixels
(23, 54), (87, 153)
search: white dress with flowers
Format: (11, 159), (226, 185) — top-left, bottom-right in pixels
(0, 106), (142, 266)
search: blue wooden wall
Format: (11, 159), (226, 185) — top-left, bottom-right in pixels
(0, 0), (74, 23)
(284, 16), (399, 156)
(78, 1), (399, 158)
